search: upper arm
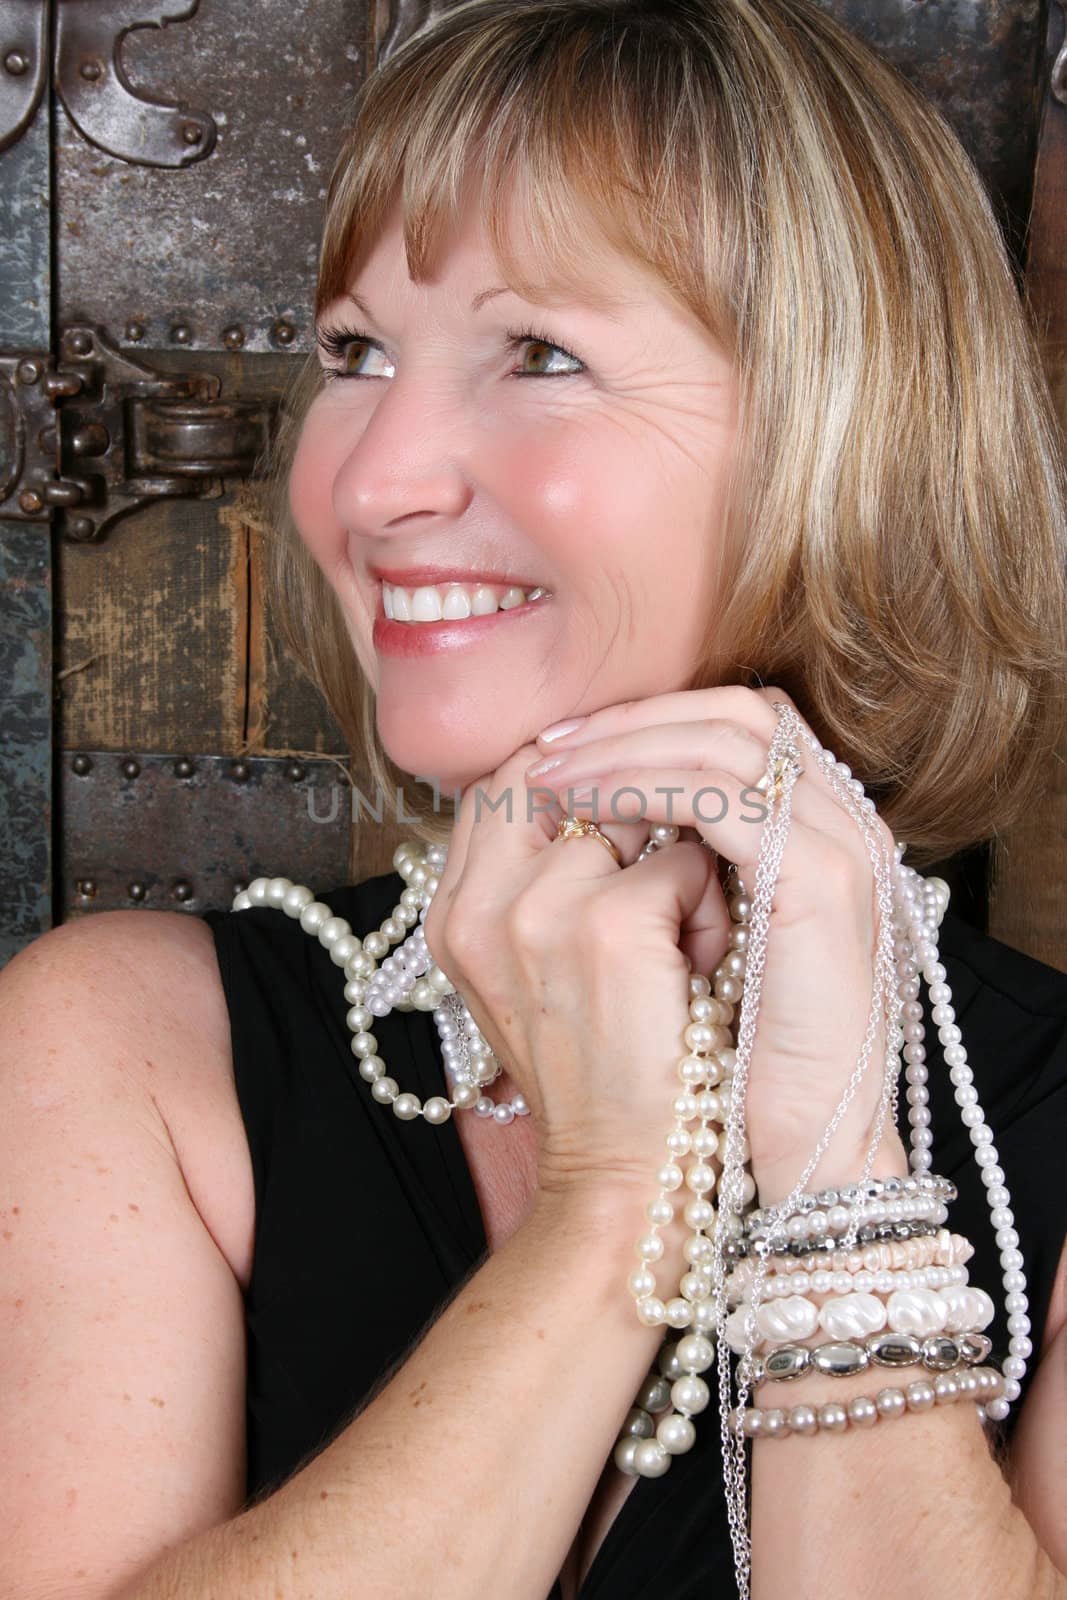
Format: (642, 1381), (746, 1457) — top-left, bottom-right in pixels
(1006, 1230), (1067, 1578)
(0, 911), (248, 1600)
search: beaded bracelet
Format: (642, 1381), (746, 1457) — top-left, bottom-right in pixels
(742, 1173), (957, 1242)
(731, 1365), (1005, 1438)
(751, 1329), (993, 1384)
(725, 1217), (946, 1261)
(730, 1262), (970, 1305)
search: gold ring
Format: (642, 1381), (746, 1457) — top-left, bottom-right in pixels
(556, 815), (623, 867)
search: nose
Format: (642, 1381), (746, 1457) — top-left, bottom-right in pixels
(330, 377), (474, 537)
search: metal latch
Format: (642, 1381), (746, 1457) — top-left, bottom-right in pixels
(0, 324), (275, 542)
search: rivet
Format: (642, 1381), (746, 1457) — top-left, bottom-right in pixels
(70, 423), (110, 457)
(3, 49), (29, 75)
(230, 759), (250, 782)
(222, 323), (245, 349)
(286, 761), (306, 782)
(79, 59), (103, 81)
(121, 757), (141, 779)
(71, 753), (93, 775)
(124, 320), (146, 342)
(66, 329), (93, 357)
(128, 882), (147, 902)
(16, 359), (41, 385)
(172, 880), (194, 902)
(18, 489), (43, 514)
(173, 755), (196, 778)
(66, 516), (96, 541)
(170, 323), (192, 345)
(271, 319), (297, 347)
(76, 878), (98, 898)
(180, 121), (203, 146)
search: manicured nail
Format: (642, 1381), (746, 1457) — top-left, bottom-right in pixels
(525, 755), (564, 778)
(538, 716), (586, 743)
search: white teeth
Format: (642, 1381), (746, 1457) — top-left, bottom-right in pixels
(381, 579), (552, 624)
(411, 586), (444, 622)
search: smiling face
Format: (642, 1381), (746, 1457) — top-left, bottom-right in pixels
(288, 178), (740, 793)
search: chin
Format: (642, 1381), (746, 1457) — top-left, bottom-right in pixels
(377, 714), (522, 802)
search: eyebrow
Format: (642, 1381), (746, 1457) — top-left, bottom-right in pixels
(339, 283), (626, 324)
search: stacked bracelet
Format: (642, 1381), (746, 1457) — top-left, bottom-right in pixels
(732, 1366), (1006, 1439)
(751, 1329), (993, 1384)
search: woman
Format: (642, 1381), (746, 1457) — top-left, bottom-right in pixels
(2, 0), (1066, 1595)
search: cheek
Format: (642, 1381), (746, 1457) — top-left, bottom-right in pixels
(287, 413), (343, 570)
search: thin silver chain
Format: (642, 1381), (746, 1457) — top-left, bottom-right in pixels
(711, 704), (902, 1597)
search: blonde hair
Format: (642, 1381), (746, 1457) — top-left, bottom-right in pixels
(265, 0), (1067, 868)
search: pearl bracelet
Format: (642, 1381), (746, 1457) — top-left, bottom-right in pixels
(731, 1262), (969, 1304)
(731, 1364), (1005, 1438)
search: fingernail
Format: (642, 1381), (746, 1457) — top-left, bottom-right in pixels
(525, 755), (563, 778)
(538, 716), (586, 743)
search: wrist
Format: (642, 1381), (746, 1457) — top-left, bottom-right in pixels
(753, 1129), (910, 1211)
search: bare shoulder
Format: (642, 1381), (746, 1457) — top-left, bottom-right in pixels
(0, 909), (255, 1597)
(0, 908), (254, 1291)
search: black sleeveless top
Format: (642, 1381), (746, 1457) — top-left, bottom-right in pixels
(202, 869), (1067, 1598)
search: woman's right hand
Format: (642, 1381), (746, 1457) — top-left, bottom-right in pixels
(421, 743), (729, 1211)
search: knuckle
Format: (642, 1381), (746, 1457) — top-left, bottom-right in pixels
(504, 890), (551, 952)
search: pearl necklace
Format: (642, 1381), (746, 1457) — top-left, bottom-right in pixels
(232, 706), (1028, 1600)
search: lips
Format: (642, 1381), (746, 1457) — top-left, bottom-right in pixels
(372, 586), (552, 658)
(369, 564), (547, 588)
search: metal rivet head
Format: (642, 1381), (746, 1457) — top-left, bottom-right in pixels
(222, 324), (245, 349)
(66, 516), (96, 542)
(121, 757), (141, 779)
(76, 879), (97, 898)
(18, 489), (44, 514)
(230, 760), (250, 781)
(70, 423), (110, 457)
(172, 880), (194, 902)
(71, 753), (93, 775)
(128, 882), (147, 901)
(79, 59), (103, 81)
(170, 323), (192, 345)
(66, 329), (93, 356)
(286, 761), (306, 782)
(174, 755), (196, 778)
(124, 321), (146, 343)
(4, 50), (29, 75)
(16, 359), (41, 385)
(180, 120), (204, 146)
(271, 319), (297, 347)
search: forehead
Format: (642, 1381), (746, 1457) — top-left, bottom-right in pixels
(327, 173), (653, 321)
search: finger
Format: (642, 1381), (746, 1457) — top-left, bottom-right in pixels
(528, 712), (869, 849)
(538, 763), (830, 918)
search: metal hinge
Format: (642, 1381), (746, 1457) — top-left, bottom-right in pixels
(0, 324), (274, 541)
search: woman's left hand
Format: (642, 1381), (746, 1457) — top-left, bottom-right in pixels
(523, 684), (910, 1207)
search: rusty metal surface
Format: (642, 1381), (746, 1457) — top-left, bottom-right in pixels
(55, 0), (217, 169)
(0, 75), (50, 349)
(57, 750), (355, 918)
(0, 0), (48, 154)
(0, 522), (52, 966)
(816, 0), (1046, 267)
(55, 0), (370, 355)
